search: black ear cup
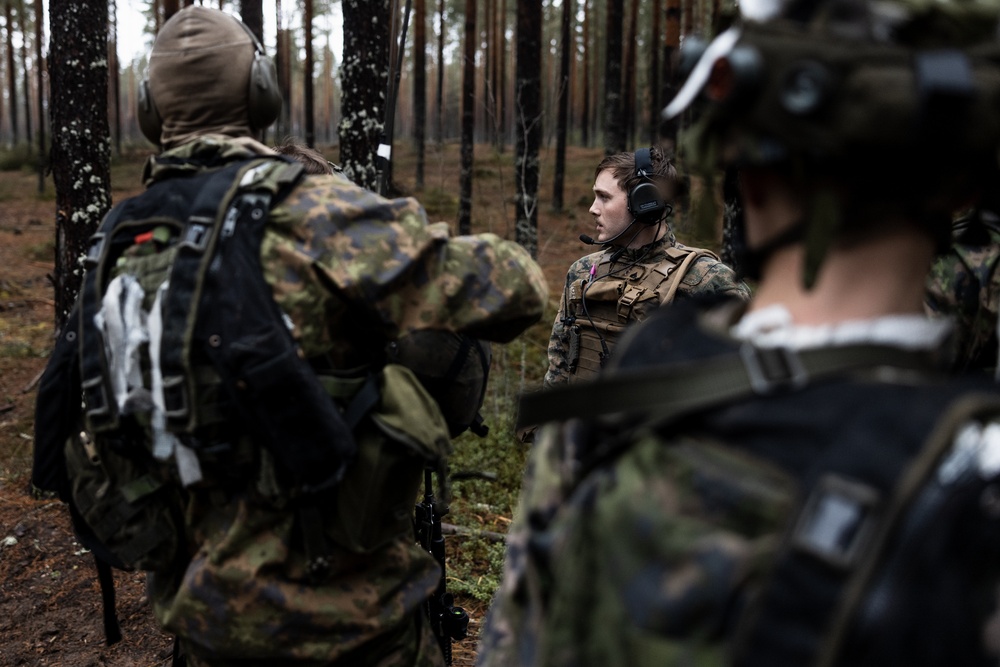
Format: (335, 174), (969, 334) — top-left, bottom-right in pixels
(628, 147), (671, 224)
(247, 52), (282, 131)
(137, 78), (163, 146)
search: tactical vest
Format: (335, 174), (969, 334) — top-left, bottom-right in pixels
(510, 300), (1000, 666)
(564, 244), (719, 382)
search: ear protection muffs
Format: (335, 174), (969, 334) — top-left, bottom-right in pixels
(628, 147), (672, 224)
(136, 19), (282, 146)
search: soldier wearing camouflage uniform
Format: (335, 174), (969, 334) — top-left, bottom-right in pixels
(543, 149), (749, 388)
(85, 7), (547, 667)
(479, 0), (1000, 665)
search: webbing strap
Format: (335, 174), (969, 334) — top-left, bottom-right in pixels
(94, 555), (122, 645)
(159, 161), (265, 431)
(517, 343), (936, 430)
(78, 160), (262, 433)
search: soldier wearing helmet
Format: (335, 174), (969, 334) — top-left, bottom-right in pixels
(478, 0), (1000, 665)
(60, 6), (548, 667)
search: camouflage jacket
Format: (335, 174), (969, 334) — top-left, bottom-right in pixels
(925, 211), (1000, 374)
(135, 135), (548, 663)
(480, 300), (1000, 667)
(543, 237), (749, 387)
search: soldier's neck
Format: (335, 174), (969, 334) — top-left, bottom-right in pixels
(749, 228), (934, 326)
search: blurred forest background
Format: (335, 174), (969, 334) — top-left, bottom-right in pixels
(0, 2), (734, 662)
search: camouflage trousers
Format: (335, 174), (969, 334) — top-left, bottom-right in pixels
(181, 612), (446, 667)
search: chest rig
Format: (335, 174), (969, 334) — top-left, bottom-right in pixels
(564, 244), (718, 382)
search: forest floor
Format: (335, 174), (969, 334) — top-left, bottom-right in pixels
(0, 141), (620, 666)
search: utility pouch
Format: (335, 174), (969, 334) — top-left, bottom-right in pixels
(63, 429), (182, 572)
(326, 364), (453, 553)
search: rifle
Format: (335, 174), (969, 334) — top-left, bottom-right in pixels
(414, 466), (469, 665)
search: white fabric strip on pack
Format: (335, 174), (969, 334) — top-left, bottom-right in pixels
(148, 281), (202, 486)
(97, 275), (149, 412)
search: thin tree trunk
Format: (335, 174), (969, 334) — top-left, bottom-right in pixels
(604, 0), (624, 154)
(413, 0), (426, 189)
(663, 0), (681, 147)
(551, 0), (572, 212)
(108, 0), (120, 155)
(458, 0), (475, 234)
(581, 0), (590, 147)
(514, 0), (541, 256)
(19, 0), (31, 149)
(649, 0), (662, 146)
(240, 0), (263, 45)
(623, 0), (638, 148)
(34, 0), (45, 191)
(436, 0), (444, 144)
(304, 0), (314, 147)
(276, 0), (291, 140)
(6, 1), (19, 145)
(162, 0), (178, 23)
(49, 0), (111, 328)
(498, 0), (507, 152)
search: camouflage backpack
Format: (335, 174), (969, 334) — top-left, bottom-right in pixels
(32, 156), (456, 645)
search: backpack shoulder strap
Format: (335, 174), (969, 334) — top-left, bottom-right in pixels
(517, 340), (937, 432)
(658, 245), (720, 305)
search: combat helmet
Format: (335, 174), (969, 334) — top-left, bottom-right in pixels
(137, 6), (281, 148)
(666, 0), (1000, 283)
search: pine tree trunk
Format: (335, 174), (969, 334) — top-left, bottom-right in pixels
(604, 0), (624, 154)
(339, 0), (390, 190)
(162, 0), (178, 23)
(240, 0), (263, 44)
(49, 0), (111, 329)
(649, 0), (662, 146)
(514, 0), (541, 256)
(109, 0), (120, 155)
(498, 0), (507, 151)
(581, 0), (590, 147)
(436, 0), (444, 145)
(458, 0), (476, 234)
(304, 0), (314, 147)
(18, 0), (32, 148)
(663, 0), (681, 147)
(623, 0), (639, 148)
(551, 0), (572, 212)
(6, 2), (19, 144)
(413, 0), (426, 189)
(34, 0), (46, 192)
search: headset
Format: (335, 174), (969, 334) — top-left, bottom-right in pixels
(136, 17), (282, 145)
(627, 147), (672, 225)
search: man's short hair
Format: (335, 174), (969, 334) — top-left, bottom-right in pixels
(596, 147), (677, 198)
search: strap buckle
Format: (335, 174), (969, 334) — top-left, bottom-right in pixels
(739, 342), (808, 395)
(791, 473), (881, 569)
(162, 375), (189, 422)
(180, 220), (211, 251)
(85, 233), (106, 268)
